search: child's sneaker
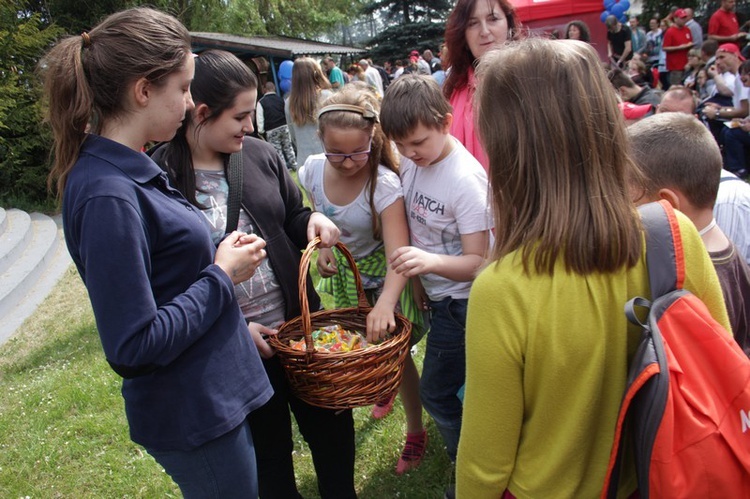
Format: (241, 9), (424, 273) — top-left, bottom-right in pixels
(396, 430), (428, 475)
(371, 392), (397, 419)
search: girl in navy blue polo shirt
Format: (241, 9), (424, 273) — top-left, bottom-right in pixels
(43, 8), (272, 497)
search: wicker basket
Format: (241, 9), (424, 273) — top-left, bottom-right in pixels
(268, 237), (412, 410)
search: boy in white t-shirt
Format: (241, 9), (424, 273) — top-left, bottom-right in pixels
(380, 75), (492, 468)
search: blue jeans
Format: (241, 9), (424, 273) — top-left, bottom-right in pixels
(722, 127), (750, 175)
(146, 419), (257, 498)
(420, 296), (467, 462)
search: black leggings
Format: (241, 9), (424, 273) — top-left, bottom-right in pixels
(248, 356), (357, 499)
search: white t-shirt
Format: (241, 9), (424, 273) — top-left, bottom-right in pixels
(299, 154), (402, 259)
(732, 71), (750, 109)
(400, 137), (493, 301)
(715, 169), (750, 265)
(711, 71), (749, 108)
(364, 66), (384, 96)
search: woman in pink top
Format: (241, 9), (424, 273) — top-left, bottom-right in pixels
(443, 0), (520, 172)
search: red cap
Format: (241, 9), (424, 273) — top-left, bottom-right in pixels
(674, 8), (688, 19)
(718, 43), (746, 61)
(410, 50), (419, 56)
(619, 102), (652, 120)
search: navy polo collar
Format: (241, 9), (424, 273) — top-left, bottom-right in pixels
(81, 134), (165, 185)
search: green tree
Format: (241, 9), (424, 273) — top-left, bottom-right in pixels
(0, 0), (364, 208)
(26, 0), (361, 37)
(360, 0), (450, 63)
(23, 0), (129, 33)
(0, 1), (62, 206)
(366, 21), (445, 63)
(225, 0), (361, 38)
(362, 0), (450, 24)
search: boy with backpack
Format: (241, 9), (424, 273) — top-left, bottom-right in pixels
(629, 112), (750, 356)
(606, 111), (750, 497)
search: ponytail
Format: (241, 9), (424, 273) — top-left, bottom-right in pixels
(43, 36), (94, 199)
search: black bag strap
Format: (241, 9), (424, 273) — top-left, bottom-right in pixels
(639, 200), (680, 298)
(225, 151), (243, 234)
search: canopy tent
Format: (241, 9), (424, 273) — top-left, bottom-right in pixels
(190, 32), (366, 92)
(513, 0), (610, 60)
(513, 0), (603, 21)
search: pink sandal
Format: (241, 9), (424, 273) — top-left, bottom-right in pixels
(396, 430), (428, 475)
(371, 392), (397, 419)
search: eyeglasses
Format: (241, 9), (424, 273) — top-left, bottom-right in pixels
(324, 138), (372, 164)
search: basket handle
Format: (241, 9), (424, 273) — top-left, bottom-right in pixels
(298, 237), (370, 354)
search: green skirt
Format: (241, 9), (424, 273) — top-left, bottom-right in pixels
(316, 247), (428, 345)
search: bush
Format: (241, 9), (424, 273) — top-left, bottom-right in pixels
(0, 5), (62, 209)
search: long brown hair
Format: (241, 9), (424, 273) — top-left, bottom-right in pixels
(443, 0), (519, 100)
(317, 86), (398, 241)
(476, 39), (643, 275)
(42, 7), (191, 199)
(288, 57), (332, 126)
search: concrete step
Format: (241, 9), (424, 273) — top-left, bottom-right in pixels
(0, 212), (72, 346)
(0, 209), (33, 275)
(0, 207), (6, 233)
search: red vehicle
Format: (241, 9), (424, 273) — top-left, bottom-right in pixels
(515, 0), (609, 61)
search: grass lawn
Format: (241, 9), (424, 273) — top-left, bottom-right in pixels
(0, 266), (453, 498)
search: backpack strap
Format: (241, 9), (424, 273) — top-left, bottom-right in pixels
(639, 200), (685, 296)
(225, 151), (243, 234)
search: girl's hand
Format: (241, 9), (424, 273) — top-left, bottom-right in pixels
(316, 247), (338, 277)
(215, 231), (266, 285)
(389, 246), (436, 277)
(366, 303), (396, 343)
(248, 322), (277, 359)
(308, 212), (340, 248)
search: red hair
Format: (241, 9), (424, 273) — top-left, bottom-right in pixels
(442, 0), (520, 100)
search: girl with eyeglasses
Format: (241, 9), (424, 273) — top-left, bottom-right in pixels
(298, 85), (430, 475)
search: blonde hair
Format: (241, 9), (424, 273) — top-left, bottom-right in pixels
(41, 7), (191, 199)
(317, 86), (398, 240)
(288, 57), (332, 125)
(476, 39), (643, 275)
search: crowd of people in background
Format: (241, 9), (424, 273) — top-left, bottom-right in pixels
(39, 0), (750, 497)
(580, 1), (750, 184)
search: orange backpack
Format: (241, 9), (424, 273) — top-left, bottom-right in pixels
(602, 201), (750, 498)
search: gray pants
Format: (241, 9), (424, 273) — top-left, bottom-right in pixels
(266, 125), (297, 171)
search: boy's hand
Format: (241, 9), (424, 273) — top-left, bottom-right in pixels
(389, 246), (437, 277)
(740, 118), (750, 133)
(316, 247), (338, 277)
